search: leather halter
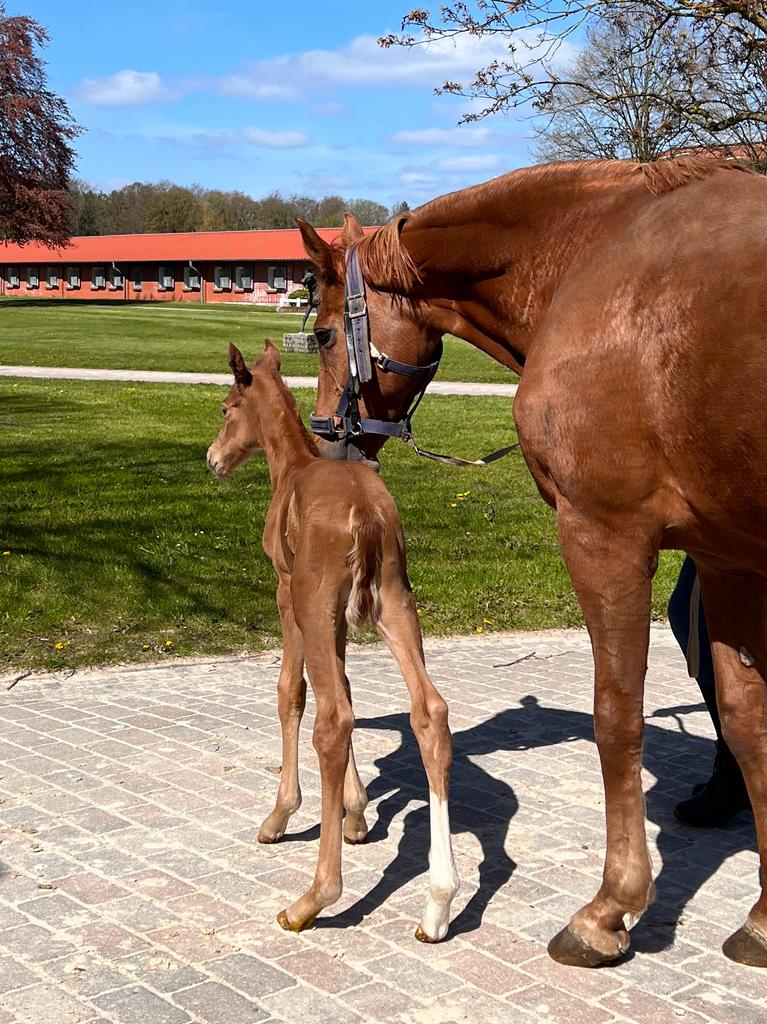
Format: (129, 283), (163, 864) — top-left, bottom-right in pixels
(308, 246), (519, 467)
(309, 246), (441, 443)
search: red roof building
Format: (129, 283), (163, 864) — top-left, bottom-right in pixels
(0, 226), (373, 305)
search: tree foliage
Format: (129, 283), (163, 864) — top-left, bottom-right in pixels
(382, 2), (767, 143)
(68, 182), (399, 235)
(0, 3), (80, 245)
(534, 16), (698, 162)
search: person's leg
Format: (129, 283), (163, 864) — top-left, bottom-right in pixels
(669, 557), (750, 826)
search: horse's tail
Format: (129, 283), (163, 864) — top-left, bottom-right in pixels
(346, 505), (385, 629)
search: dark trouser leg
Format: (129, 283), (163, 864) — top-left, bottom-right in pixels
(668, 556), (750, 826)
(668, 556), (722, 741)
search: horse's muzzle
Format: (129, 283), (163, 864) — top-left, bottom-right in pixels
(315, 436), (380, 472)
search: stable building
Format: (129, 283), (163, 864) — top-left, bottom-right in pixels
(0, 227), (368, 305)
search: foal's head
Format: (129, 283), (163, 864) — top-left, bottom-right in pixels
(206, 341), (281, 478)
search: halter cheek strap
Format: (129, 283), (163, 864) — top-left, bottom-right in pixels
(309, 245), (517, 468)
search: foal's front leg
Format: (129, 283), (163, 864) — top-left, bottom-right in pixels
(259, 580), (307, 844)
(548, 509), (657, 967)
(277, 611), (354, 931)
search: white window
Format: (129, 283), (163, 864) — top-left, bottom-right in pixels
(214, 265), (231, 291)
(66, 266), (80, 289)
(26, 266), (39, 289)
(132, 266), (143, 290)
(46, 266), (59, 289)
(234, 265), (252, 291)
(91, 266), (106, 290)
(268, 265), (287, 291)
(6, 266), (19, 288)
(158, 265), (174, 291)
(109, 265), (124, 290)
(183, 266), (201, 290)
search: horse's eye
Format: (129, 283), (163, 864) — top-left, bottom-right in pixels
(314, 326), (336, 349)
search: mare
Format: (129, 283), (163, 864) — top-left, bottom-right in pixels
(206, 341), (459, 939)
(297, 156), (767, 967)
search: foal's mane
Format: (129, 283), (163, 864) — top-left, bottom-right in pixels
(255, 357), (319, 456)
(355, 156), (754, 293)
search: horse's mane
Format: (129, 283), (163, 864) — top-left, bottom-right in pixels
(638, 154), (753, 195)
(355, 156), (754, 292)
(356, 215), (421, 296)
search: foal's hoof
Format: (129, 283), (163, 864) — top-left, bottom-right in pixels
(547, 925), (629, 968)
(343, 828), (368, 846)
(414, 924), (441, 944)
(723, 922), (767, 967)
(277, 909), (317, 933)
(257, 829), (282, 844)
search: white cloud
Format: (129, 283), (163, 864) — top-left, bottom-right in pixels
(191, 127), (310, 150)
(436, 154), (502, 172)
(75, 70), (173, 107)
(217, 78), (299, 102)
(389, 126), (504, 149)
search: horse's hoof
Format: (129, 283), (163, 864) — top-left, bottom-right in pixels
(343, 830), (368, 845)
(723, 922), (767, 967)
(547, 925), (628, 968)
(415, 924), (441, 944)
(277, 909), (316, 933)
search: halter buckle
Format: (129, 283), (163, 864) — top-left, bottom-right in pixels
(346, 293), (367, 318)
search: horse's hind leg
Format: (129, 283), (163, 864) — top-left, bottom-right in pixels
(259, 581), (307, 844)
(377, 576), (459, 942)
(277, 601), (354, 932)
(697, 566), (767, 966)
(548, 510), (656, 967)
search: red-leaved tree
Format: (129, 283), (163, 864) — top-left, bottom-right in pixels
(0, 4), (80, 246)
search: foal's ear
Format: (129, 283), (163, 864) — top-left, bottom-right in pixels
(341, 212), (365, 245)
(296, 218), (333, 272)
(228, 344), (253, 390)
(262, 339), (281, 374)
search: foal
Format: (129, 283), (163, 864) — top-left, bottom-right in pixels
(206, 341), (459, 940)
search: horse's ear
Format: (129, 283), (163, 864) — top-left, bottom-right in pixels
(341, 212), (364, 245)
(228, 344), (252, 390)
(262, 338), (281, 374)
(296, 218), (333, 271)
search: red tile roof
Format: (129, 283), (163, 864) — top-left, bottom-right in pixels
(0, 226), (376, 263)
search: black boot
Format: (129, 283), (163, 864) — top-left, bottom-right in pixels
(674, 744), (751, 827)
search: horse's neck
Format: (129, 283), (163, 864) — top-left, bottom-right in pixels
(408, 166), (627, 370)
(256, 382), (317, 489)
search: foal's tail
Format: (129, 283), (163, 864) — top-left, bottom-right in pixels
(346, 505), (386, 629)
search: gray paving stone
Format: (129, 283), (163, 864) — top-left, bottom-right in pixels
(1, 627), (765, 1024)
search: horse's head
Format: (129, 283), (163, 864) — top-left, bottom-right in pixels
(206, 341), (281, 477)
(297, 213), (442, 463)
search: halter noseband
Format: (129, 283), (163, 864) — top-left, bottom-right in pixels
(308, 247), (519, 468)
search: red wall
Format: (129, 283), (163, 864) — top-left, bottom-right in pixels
(0, 261), (312, 305)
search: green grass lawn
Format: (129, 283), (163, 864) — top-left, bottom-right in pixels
(0, 377), (681, 672)
(0, 298), (517, 384)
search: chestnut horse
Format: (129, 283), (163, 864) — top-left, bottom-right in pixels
(297, 157), (767, 968)
(206, 341), (459, 940)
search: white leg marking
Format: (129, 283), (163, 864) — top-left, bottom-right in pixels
(418, 792), (459, 942)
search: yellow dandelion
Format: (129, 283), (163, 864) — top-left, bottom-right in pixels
(450, 502), (457, 508)
(54, 640), (70, 650)
(164, 639), (174, 649)
(475, 626), (484, 634)
(2, 551), (10, 556)
(141, 643), (150, 651)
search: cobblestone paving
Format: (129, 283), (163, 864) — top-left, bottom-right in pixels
(0, 626), (763, 1024)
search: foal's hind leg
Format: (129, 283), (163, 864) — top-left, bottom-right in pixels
(548, 510), (656, 967)
(259, 580), (307, 843)
(277, 601), (354, 932)
(377, 576), (459, 943)
(697, 566), (767, 966)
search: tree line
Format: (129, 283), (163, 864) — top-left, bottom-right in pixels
(68, 181), (409, 236)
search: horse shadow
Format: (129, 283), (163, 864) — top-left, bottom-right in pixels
(307, 694), (756, 949)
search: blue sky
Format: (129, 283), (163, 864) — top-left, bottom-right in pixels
(30, 0), (542, 209)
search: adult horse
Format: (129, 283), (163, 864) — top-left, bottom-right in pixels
(296, 156), (767, 969)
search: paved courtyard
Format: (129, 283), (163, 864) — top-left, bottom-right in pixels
(0, 626), (764, 1024)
